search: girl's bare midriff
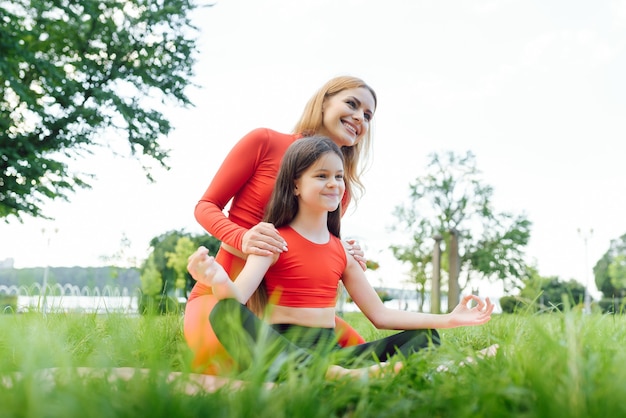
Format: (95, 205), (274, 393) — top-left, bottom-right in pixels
(267, 305), (336, 329)
(222, 242), (336, 329)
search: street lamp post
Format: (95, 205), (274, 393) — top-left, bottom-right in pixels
(577, 227), (593, 314)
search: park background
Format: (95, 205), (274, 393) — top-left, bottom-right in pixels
(2, 0), (625, 303)
(3, 2), (626, 416)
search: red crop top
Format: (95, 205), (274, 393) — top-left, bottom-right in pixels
(194, 128), (351, 252)
(264, 226), (347, 308)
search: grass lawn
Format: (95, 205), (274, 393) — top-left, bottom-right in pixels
(1, 310), (626, 417)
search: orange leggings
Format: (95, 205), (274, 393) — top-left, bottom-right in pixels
(183, 248), (365, 375)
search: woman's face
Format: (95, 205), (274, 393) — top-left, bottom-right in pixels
(317, 87), (376, 148)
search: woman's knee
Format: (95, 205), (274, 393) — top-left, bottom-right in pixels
(209, 298), (241, 325)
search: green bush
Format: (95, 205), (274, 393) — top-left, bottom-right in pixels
(499, 295), (533, 314)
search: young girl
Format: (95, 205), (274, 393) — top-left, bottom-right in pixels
(187, 136), (494, 380)
(185, 76), (377, 374)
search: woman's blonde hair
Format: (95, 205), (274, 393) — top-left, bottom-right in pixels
(292, 76), (377, 207)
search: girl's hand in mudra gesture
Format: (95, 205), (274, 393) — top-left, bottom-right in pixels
(448, 295), (495, 327)
(187, 246), (229, 287)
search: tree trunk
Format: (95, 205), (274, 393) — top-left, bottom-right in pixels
(448, 229), (460, 312)
(431, 234), (443, 313)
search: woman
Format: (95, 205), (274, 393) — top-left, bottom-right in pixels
(185, 76), (377, 374)
(188, 136), (494, 381)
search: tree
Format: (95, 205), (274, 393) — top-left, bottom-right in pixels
(594, 233), (626, 298)
(521, 269), (585, 311)
(464, 212), (531, 291)
(142, 229), (220, 298)
(608, 255), (626, 290)
(1, 0), (203, 220)
(391, 151), (532, 310)
(140, 253), (162, 296)
(165, 236), (196, 295)
(389, 218), (431, 312)
(500, 268), (586, 313)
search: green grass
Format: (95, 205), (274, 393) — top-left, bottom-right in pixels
(2, 310), (626, 417)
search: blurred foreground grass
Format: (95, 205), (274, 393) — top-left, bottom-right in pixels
(1, 310), (626, 417)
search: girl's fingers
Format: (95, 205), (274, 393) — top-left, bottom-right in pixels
(188, 246), (209, 261)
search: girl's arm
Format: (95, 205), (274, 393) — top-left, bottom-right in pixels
(341, 252), (493, 330)
(187, 246), (275, 303)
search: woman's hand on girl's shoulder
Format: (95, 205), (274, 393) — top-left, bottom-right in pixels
(242, 222), (288, 256)
(344, 239), (367, 271)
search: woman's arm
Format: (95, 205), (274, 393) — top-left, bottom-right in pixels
(194, 128), (286, 255)
(341, 253), (493, 330)
(194, 133), (258, 249)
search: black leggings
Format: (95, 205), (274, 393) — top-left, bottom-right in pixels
(209, 298), (440, 375)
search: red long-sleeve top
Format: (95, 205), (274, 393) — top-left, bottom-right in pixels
(195, 128), (350, 251)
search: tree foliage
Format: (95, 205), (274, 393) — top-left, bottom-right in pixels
(142, 229), (220, 298)
(0, 265), (139, 289)
(391, 151), (532, 299)
(165, 236), (196, 293)
(594, 232), (626, 298)
(500, 267), (586, 313)
(388, 220), (431, 312)
(0, 0), (202, 220)
(140, 253), (162, 296)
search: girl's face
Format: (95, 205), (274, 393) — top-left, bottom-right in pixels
(317, 87), (375, 148)
(294, 152), (345, 213)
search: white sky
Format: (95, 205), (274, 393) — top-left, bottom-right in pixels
(1, 0), (625, 299)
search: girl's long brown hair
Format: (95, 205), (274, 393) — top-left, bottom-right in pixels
(264, 136), (343, 237)
(247, 136), (344, 315)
